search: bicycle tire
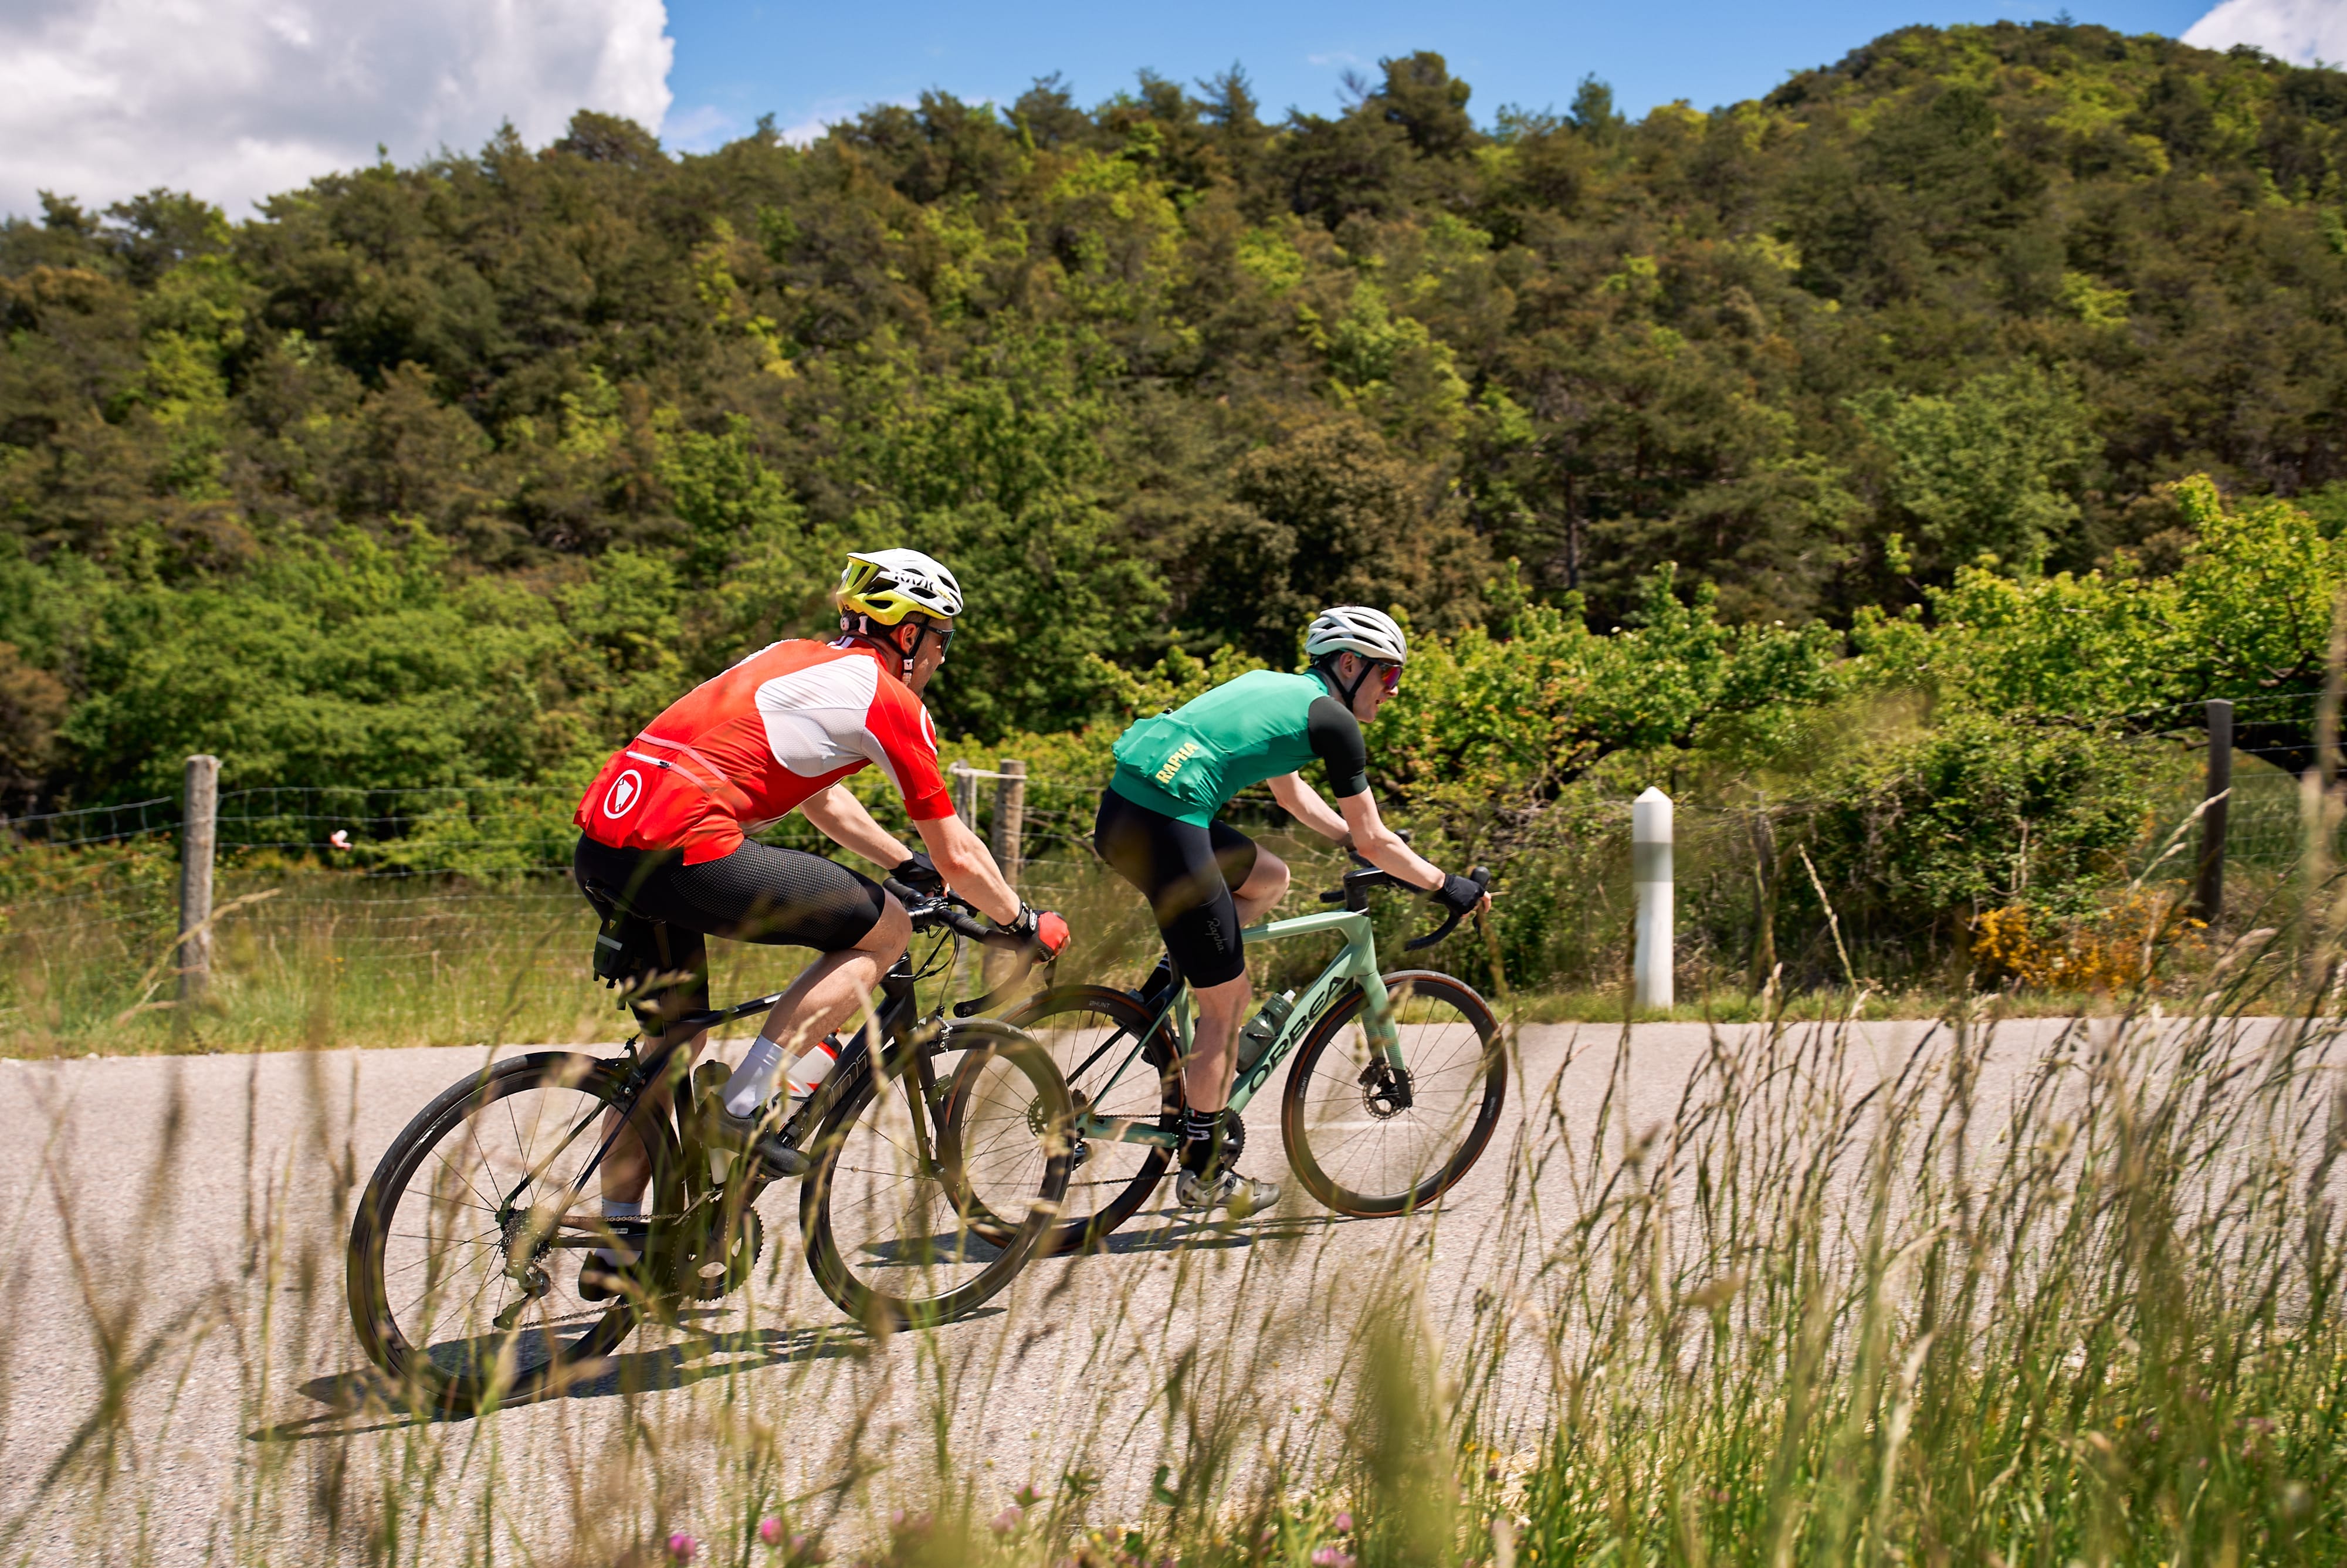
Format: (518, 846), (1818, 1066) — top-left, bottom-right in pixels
(950, 985), (1177, 1255)
(347, 1051), (680, 1413)
(800, 1022), (1072, 1332)
(1279, 971), (1505, 1217)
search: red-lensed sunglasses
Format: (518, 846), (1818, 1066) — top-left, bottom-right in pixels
(1375, 661), (1403, 695)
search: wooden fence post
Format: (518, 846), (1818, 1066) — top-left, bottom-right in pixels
(994, 758), (1026, 889)
(951, 764), (980, 841)
(2197, 699), (2232, 923)
(178, 754), (219, 1004)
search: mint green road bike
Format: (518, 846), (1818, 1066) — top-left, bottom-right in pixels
(943, 863), (1502, 1255)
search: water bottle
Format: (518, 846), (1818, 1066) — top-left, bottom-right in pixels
(1237, 991), (1296, 1075)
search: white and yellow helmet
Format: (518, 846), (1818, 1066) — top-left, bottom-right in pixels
(837, 548), (963, 625)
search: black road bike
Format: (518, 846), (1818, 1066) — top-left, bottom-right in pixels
(346, 885), (1072, 1413)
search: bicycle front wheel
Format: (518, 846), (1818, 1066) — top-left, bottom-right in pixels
(347, 1051), (678, 1413)
(1279, 971), (1505, 1217)
(800, 1022), (1072, 1332)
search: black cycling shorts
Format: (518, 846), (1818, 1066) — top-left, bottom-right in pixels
(573, 834), (889, 1010)
(1093, 787), (1259, 989)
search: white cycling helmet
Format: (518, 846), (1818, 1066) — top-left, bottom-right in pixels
(1304, 605), (1408, 666)
(837, 548), (964, 624)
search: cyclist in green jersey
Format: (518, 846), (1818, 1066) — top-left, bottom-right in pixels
(1093, 606), (1491, 1213)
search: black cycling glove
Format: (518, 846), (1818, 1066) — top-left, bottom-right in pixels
(1431, 872), (1485, 915)
(891, 852), (944, 895)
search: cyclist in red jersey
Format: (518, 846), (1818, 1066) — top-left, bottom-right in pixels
(570, 548), (1069, 1296)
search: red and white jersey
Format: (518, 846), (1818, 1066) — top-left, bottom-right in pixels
(575, 639), (954, 863)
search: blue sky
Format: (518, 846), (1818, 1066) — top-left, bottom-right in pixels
(661, 0), (2219, 151)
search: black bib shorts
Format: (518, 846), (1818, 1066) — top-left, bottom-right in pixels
(573, 833), (889, 1014)
(1092, 788), (1260, 989)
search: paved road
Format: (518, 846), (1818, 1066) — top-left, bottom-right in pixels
(0, 1014), (2314, 1564)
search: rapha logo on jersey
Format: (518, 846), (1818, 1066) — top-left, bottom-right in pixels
(603, 770), (645, 818)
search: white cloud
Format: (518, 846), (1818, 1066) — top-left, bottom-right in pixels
(0, 0), (675, 222)
(2183, 0), (2347, 66)
(661, 104), (740, 154)
(768, 94), (920, 148)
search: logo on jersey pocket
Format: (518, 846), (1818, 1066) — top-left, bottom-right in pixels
(604, 770), (645, 818)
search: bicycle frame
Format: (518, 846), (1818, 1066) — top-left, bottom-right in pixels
(507, 950), (949, 1267)
(1066, 903), (1400, 1153)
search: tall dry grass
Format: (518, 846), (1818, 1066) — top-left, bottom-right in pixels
(2, 900), (2343, 1565)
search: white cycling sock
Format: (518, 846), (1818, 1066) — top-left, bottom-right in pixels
(593, 1198), (643, 1268)
(722, 1035), (786, 1119)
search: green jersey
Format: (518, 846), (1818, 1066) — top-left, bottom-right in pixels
(1108, 668), (1370, 825)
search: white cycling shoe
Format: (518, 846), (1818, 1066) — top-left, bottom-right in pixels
(1175, 1166), (1281, 1217)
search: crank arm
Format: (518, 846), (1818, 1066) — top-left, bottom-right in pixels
(1075, 1113), (1180, 1150)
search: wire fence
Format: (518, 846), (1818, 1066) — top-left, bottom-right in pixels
(6, 706), (2347, 1053)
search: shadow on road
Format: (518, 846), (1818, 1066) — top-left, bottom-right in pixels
(250, 1307), (984, 1440)
(1092, 1208), (1379, 1255)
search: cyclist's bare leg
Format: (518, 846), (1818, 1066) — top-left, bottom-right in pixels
(1231, 848), (1288, 926)
(748, 893), (913, 1075)
(595, 896), (913, 1204)
(1178, 850), (1289, 1113)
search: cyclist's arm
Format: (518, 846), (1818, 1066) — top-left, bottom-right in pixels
(1269, 771), (1352, 845)
(912, 812), (1021, 926)
(799, 784), (913, 869)
(1335, 788), (1444, 889)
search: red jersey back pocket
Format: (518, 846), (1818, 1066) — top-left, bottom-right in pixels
(573, 746), (746, 862)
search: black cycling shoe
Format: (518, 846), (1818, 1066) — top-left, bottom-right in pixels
(713, 1105), (811, 1177)
(579, 1254), (633, 1302)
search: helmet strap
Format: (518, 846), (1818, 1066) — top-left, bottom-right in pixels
(1318, 654), (1371, 710)
(837, 613), (930, 682)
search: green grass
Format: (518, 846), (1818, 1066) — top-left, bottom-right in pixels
(0, 835), (2319, 1058)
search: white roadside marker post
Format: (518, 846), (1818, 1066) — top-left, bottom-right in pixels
(1633, 787), (1674, 1011)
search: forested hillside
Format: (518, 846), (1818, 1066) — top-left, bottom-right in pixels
(4, 19), (2346, 807)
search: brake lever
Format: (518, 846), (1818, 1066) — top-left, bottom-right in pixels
(1404, 865), (1490, 951)
(883, 878), (995, 942)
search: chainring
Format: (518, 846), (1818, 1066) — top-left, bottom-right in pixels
(690, 1205), (764, 1300)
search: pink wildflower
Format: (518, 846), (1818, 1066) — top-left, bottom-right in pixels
(991, 1506), (1025, 1536)
(1335, 1513), (1354, 1533)
(668, 1533), (698, 1561)
(759, 1518), (783, 1546)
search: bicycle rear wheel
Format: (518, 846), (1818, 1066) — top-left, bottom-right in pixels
(347, 1051), (679, 1413)
(956, 985), (1176, 1254)
(1279, 971), (1505, 1217)
(800, 1022), (1072, 1332)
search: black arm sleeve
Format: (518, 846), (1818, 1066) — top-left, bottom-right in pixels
(1306, 696), (1370, 799)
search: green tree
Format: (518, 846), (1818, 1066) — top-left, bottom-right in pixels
(1851, 366), (2097, 575)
